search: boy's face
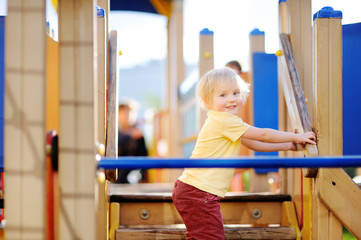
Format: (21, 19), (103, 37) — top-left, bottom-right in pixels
(210, 81), (243, 115)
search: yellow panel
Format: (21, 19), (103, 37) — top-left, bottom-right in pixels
(46, 35), (59, 132)
(150, 0), (172, 18)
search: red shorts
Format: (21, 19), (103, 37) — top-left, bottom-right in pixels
(172, 180), (225, 240)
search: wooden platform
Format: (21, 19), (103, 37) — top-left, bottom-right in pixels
(108, 183), (297, 239)
(116, 225), (296, 240)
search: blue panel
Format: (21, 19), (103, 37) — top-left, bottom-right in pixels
(110, 0), (157, 14)
(342, 22), (361, 155)
(252, 53), (278, 173)
(0, 17), (4, 170)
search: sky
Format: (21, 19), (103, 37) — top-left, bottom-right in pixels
(109, 0), (361, 72)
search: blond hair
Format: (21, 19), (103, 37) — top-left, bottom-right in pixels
(197, 67), (249, 108)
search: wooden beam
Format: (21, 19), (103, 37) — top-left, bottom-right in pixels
(281, 201), (301, 240)
(116, 201), (284, 226)
(318, 168), (361, 239)
(198, 28), (214, 128)
(312, 7), (344, 240)
(116, 226), (297, 240)
(278, 34), (318, 178)
(105, 30), (119, 182)
(58, 0), (97, 238)
(5, 1), (47, 239)
(167, 0), (184, 158)
(109, 203), (120, 240)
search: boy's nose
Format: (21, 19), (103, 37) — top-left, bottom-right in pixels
(228, 96), (236, 102)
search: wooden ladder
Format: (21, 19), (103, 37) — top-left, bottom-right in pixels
(108, 183), (300, 240)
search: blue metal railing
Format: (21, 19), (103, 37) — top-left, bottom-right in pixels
(98, 155), (361, 169)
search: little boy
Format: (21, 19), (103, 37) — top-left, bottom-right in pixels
(172, 67), (316, 239)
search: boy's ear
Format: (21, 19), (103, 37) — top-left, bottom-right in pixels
(202, 98), (212, 109)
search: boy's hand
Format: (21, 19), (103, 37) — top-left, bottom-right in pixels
(295, 131), (317, 145)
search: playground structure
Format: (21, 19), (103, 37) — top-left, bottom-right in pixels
(1, 0), (361, 240)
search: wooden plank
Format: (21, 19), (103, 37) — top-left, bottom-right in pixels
(279, 34), (318, 178)
(5, 1), (47, 239)
(97, 170), (108, 240)
(311, 13), (344, 240)
(328, 212), (342, 240)
(221, 202), (282, 225)
(327, 19), (343, 156)
(111, 193), (291, 203)
(96, 2), (108, 239)
(116, 201), (284, 226)
(248, 30), (265, 127)
(198, 29), (214, 127)
(279, 34), (313, 135)
(109, 203), (120, 240)
(105, 30), (119, 182)
(118, 202), (183, 225)
(278, 0), (289, 34)
(225, 227), (296, 240)
(167, 0), (184, 158)
(281, 201), (301, 240)
(116, 226), (296, 240)
(58, 1), (97, 239)
(116, 228), (184, 240)
(318, 168), (361, 239)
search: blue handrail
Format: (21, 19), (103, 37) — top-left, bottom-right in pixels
(98, 155), (361, 169)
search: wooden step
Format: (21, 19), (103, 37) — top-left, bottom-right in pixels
(109, 183), (291, 226)
(115, 225), (297, 240)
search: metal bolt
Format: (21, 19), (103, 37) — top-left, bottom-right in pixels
(251, 209), (262, 219)
(140, 209), (150, 220)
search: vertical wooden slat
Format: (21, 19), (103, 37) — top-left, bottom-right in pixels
(96, 2), (109, 240)
(97, 2), (107, 150)
(58, 0), (97, 239)
(198, 28), (213, 129)
(105, 30), (118, 182)
(248, 29), (268, 193)
(278, 0), (289, 195)
(312, 7), (343, 240)
(5, 1), (47, 239)
(165, 0), (184, 181)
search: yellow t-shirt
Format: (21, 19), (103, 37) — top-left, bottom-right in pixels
(178, 110), (250, 197)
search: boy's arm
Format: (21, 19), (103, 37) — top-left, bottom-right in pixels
(241, 138), (296, 152)
(242, 126), (316, 144)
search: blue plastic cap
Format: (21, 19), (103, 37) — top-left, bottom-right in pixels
(313, 6), (342, 21)
(250, 28), (265, 36)
(97, 6), (105, 18)
(200, 28), (214, 35)
(279, 0), (287, 4)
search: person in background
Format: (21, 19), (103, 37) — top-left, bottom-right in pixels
(226, 60), (243, 79)
(117, 101), (148, 183)
(172, 67), (316, 239)
(226, 60), (250, 191)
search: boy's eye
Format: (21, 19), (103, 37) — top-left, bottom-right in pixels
(233, 91), (240, 95)
(220, 93), (226, 97)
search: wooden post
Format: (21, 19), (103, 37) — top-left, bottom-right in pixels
(249, 29), (270, 193)
(286, 3), (313, 238)
(58, 0), (98, 239)
(97, 3), (107, 153)
(105, 30), (119, 182)
(198, 28), (214, 128)
(278, 0), (290, 196)
(5, 1), (47, 239)
(165, 0), (184, 181)
(312, 7), (343, 240)
(278, 2), (314, 238)
(96, 2), (109, 239)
